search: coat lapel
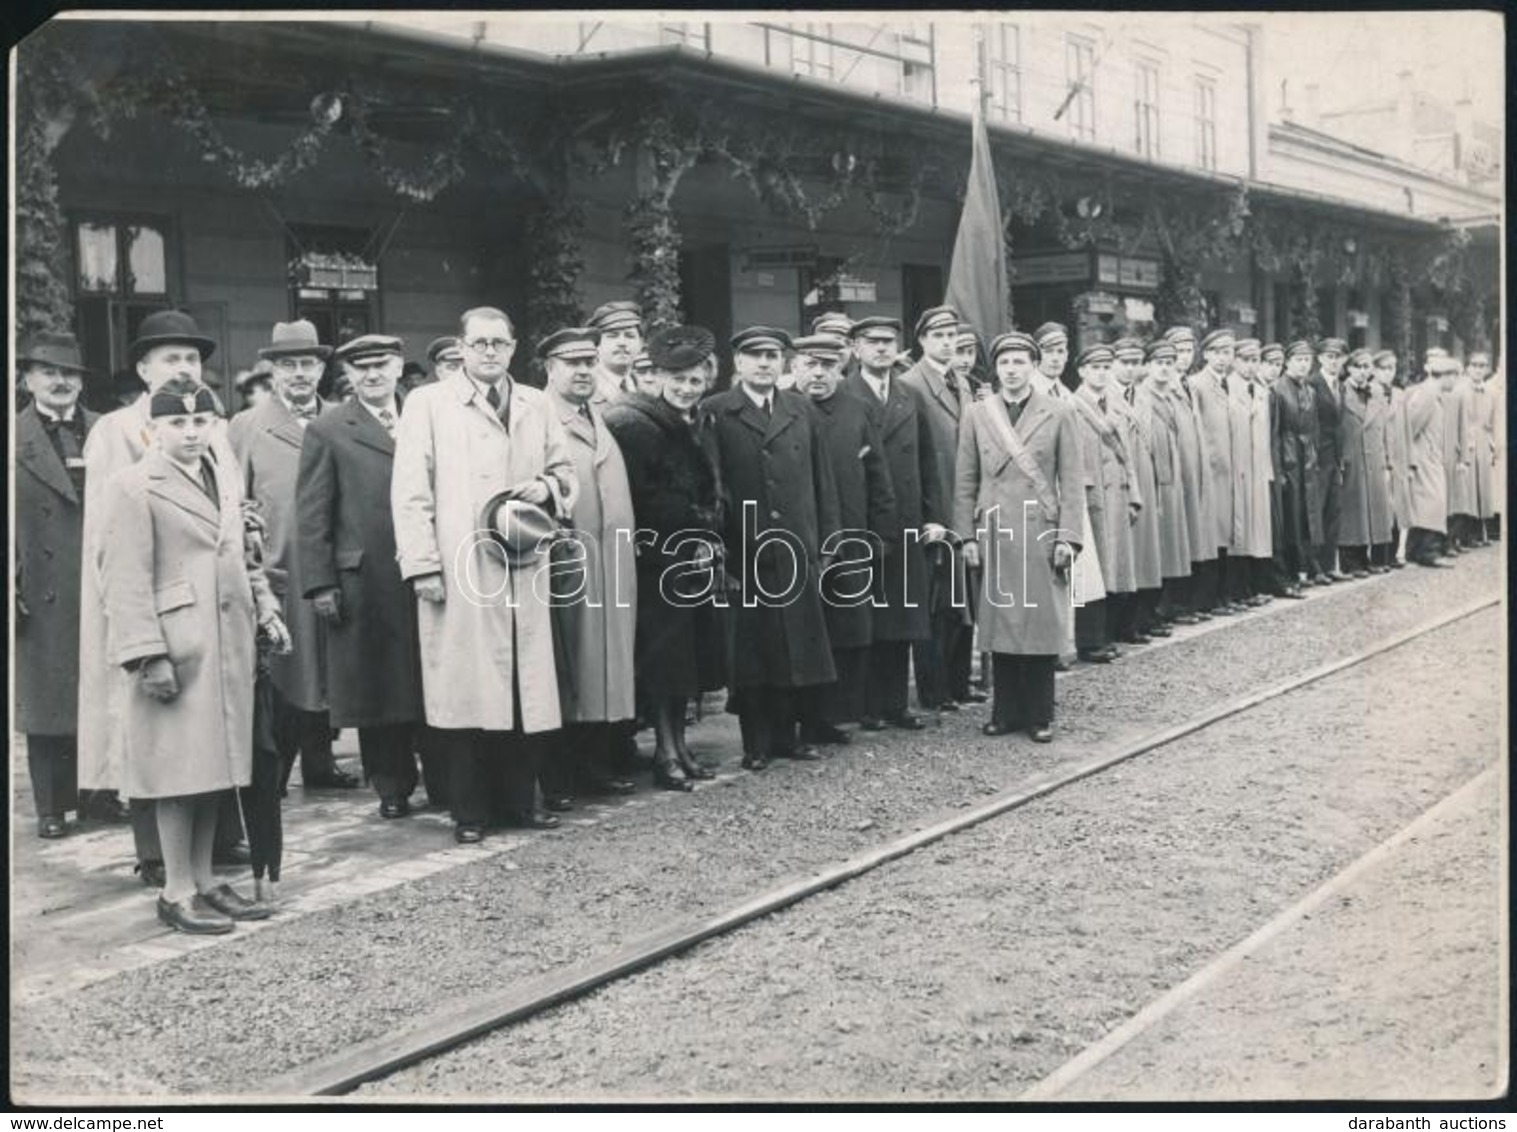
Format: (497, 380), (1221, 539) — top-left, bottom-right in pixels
(763, 391), (800, 444)
(919, 362), (960, 423)
(1014, 392), (1054, 445)
(16, 407), (80, 503)
(144, 451), (221, 533)
(345, 399), (396, 456)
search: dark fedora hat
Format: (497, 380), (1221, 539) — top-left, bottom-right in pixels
(130, 309), (217, 364)
(259, 319), (333, 361)
(480, 492), (565, 566)
(17, 331), (90, 374)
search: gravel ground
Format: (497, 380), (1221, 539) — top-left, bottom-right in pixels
(361, 606), (1503, 1102)
(9, 552), (1501, 1100)
(1046, 768), (1504, 1102)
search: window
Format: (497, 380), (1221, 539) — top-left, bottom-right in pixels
(1134, 59), (1161, 158)
(659, 22), (710, 51)
(1194, 76), (1218, 171)
(987, 23), (1022, 123)
(790, 22), (835, 81)
(71, 214), (176, 406)
(1065, 36), (1096, 142)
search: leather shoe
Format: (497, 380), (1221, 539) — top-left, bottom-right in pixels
(82, 795), (132, 823)
(1054, 657), (1073, 672)
(960, 689), (989, 704)
(776, 744), (822, 761)
(1146, 625), (1173, 637)
(981, 721), (1017, 737)
(213, 840), (254, 867)
(802, 724), (851, 745)
(1077, 649), (1113, 664)
(938, 700), (961, 712)
(542, 795), (575, 813)
(886, 713), (927, 731)
(1367, 564), (1390, 574)
(586, 776), (637, 795)
(506, 810), (561, 830)
(201, 883), (272, 921)
(38, 814), (68, 839)
(454, 823), (485, 844)
(860, 717), (887, 732)
(379, 797), (411, 819)
(304, 768), (361, 789)
(157, 894), (234, 935)
(1030, 725), (1055, 744)
(136, 860), (167, 888)
(1277, 587), (1307, 600)
(740, 752), (770, 771)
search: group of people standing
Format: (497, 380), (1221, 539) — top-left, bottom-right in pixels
(14, 294), (1501, 936)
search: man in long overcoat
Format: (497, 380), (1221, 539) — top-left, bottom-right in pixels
(1336, 349), (1394, 576)
(392, 306), (577, 842)
(1309, 338), (1348, 579)
(1464, 351), (1499, 542)
(1138, 339), (1197, 618)
(954, 332), (1085, 742)
(16, 333), (100, 837)
(1229, 338), (1274, 604)
(1271, 341), (1324, 584)
(1192, 329), (1246, 612)
(78, 310), (244, 885)
(1112, 338), (1163, 639)
(229, 320), (357, 792)
(535, 328), (639, 804)
(1443, 356), (1479, 551)
(844, 317), (937, 728)
(899, 305), (979, 710)
(798, 332), (899, 739)
(297, 333), (441, 819)
(1404, 357), (1450, 567)
(1372, 350), (1412, 567)
(700, 326), (840, 769)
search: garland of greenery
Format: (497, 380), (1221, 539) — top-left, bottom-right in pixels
(15, 40), (76, 339)
(525, 193), (587, 339)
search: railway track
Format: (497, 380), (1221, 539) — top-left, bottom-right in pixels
(262, 592), (1501, 1098)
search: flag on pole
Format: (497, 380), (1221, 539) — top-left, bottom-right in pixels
(945, 53), (1010, 340)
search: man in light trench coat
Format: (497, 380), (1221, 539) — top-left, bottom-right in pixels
(392, 306), (578, 843)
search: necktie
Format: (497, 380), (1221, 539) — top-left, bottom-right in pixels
(763, 397), (773, 418)
(198, 459), (219, 508)
(1006, 397), (1026, 427)
(1098, 395), (1107, 413)
(1125, 385), (1135, 405)
(43, 414), (86, 494)
(291, 401), (318, 426)
(486, 384), (501, 411)
(377, 408), (396, 436)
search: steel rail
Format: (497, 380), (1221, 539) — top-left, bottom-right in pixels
(264, 593), (1500, 1098)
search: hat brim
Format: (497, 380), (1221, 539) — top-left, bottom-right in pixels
(132, 334), (218, 364)
(16, 354), (90, 374)
(259, 343), (334, 361)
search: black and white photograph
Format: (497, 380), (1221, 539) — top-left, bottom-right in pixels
(7, 9), (1506, 1106)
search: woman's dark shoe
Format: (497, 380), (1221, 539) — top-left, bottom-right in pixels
(157, 894), (234, 935)
(201, 883), (273, 921)
(654, 760), (695, 791)
(136, 860), (167, 888)
(676, 749), (716, 779)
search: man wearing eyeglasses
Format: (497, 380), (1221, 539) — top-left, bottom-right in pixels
(228, 320), (358, 793)
(392, 306), (577, 843)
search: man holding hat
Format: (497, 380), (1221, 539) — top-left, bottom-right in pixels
(296, 333), (442, 819)
(1309, 338), (1349, 579)
(796, 332), (899, 740)
(700, 326), (840, 768)
(588, 300), (645, 404)
(16, 332), (102, 836)
(900, 304), (981, 711)
(229, 319), (357, 793)
(392, 305), (577, 842)
(534, 327), (640, 807)
(844, 316), (937, 729)
(78, 309), (246, 885)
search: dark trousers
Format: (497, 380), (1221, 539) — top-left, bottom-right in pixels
(1158, 575), (1191, 619)
(1486, 516), (1501, 540)
(237, 673), (283, 881)
(989, 654), (1056, 729)
(865, 640), (912, 721)
(1280, 538), (1313, 579)
(272, 687), (338, 787)
(26, 734), (79, 819)
(541, 721), (626, 798)
(1134, 588), (1162, 632)
(818, 647), (868, 725)
(1219, 549), (1252, 602)
(1449, 514), (1479, 547)
(735, 684), (801, 759)
(1250, 556), (1285, 594)
(1339, 545), (1371, 573)
(1315, 476), (1341, 573)
(1406, 527), (1444, 563)
(1075, 598), (1109, 652)
(439, 726), (545, 827)
(1191, 558), (1220, 610)
(1370, 539), (1396, 567)
(1106, 593), (1133, 641)
(358, 723), (423, 803)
